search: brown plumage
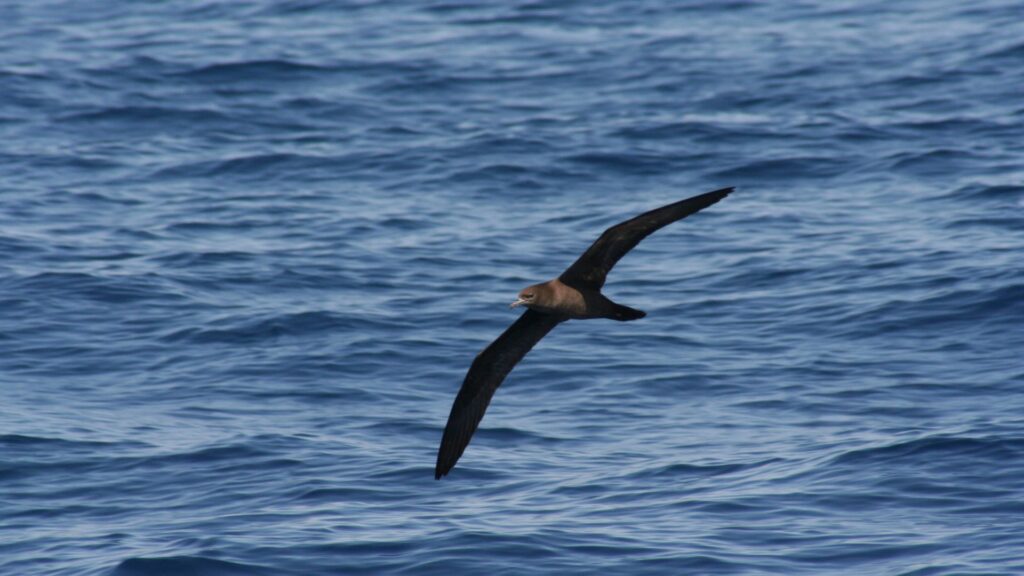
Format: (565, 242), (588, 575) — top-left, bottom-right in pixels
(435, 187), (733, 479)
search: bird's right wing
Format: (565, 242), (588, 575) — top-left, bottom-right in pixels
(436, 309), (563, 479)
(559, 187), (733, 291)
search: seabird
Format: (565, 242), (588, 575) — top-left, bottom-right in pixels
(435, 187), (734, 479)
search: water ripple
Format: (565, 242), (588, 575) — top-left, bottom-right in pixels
(1, 0), (1022, 575)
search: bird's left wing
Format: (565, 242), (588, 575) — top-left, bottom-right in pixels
(436, 309), (563, 479)
(559, 187), (733, 291)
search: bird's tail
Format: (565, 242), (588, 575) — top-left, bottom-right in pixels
(610, 303), (646, 321)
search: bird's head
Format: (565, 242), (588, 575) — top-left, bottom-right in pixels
(509, 283), (548, 310)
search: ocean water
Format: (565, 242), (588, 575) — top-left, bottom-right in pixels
(2, 0), (1023, 574)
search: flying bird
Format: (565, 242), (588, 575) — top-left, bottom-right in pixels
(435, 187), (733, 479)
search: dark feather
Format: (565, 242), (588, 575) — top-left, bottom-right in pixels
(436, 188), (733, 479)
(559, 187), (733, 290)
(435, 309), (563, 479)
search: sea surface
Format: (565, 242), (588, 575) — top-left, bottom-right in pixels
(2, 1), (1023, 574)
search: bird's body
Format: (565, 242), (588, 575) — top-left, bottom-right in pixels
(511, 278), (642, 320)
(436, 187), (734, 479)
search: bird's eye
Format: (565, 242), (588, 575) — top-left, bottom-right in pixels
(525, 293), (534, 299)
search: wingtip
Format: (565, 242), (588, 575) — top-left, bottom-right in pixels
(435, 445), (457, 480)
(703, 186), (735, 205)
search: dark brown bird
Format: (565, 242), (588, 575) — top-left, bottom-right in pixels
(435, 187), (733, 479)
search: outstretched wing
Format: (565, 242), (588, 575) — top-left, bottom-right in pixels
(436, 309), (563, 479)
(559, 187), (733, 291)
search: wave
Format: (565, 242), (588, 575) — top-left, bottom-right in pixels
(622, 460), (751, 480)
(175, 57), (428, 83)
(150, 150), (399, 181)
(113, 555), (277, 576)
(564, 152), (686, 175)
(0, 433), (121, 449)
(159, 310), (361, 345)
(831, 434), (1024, 466)
(613, 121), (745, 141)
(5, 272), (181, 305)
(885, 148), (991, 177)
(833, 283), (1024, 337)
(61, 106), (230, 124)
(979, 40), (1024, 61)
(944, 183), (1024, 201)
(712, 156), (849, 180)
(175, 59), (332, 81)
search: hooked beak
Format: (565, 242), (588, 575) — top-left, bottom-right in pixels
(509, 297), (527, 309)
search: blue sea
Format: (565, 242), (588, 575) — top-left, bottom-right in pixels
(2, 1), (1023, 574)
